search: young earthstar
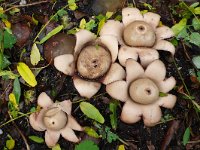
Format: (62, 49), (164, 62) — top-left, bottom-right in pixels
(106, 59), (177, 126)
(29, 92), (83, 147)
(100, 7), (175, 67)
(53, 29), (125, 99)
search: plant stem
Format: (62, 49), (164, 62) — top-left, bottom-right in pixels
(0, 111), (35, 128)
(9, 113), (30, 150)
(118, 137), (129, 146)
(173, 58), (191, 96)
(173, 58), (200, 113)
(181, 1), (200, 25)
(33, 5), (68, 42)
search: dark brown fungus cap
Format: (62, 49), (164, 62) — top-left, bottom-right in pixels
(43, 33), (76, 63)
(12, 23), (31, 47)
(92, 0), (126, 15)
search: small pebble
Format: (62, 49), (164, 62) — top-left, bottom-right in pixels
(0, 129), (3, 135)
(20, 0), (27, 5)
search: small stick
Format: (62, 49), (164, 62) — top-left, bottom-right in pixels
(4, 0), (50, 12)
(13, 122), (30, 150)
(8, 113), (30, 150)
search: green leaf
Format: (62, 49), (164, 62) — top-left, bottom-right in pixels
(75, 140), (99, 150)
(109, 101), (118, 130)
(106, 12), (113, 19)
(30, 107), (36, 112)
(176, 28), (189, 40)
(61, 15), (70, 29)
(68, 0), (78, 11)
(57, 9), (68, 17)
(84, 127), (100, 138)
(189, 32), (200, 47)
(170, 38), (178, 47)
(97, 18), (106, 35)
(0, 53), (11, 70)
(114, 15), (122, 21)
(159, 92), (168, 97)
(192, 100), (200, 112)
(1, 29), (16, 49)
(28, 136), (44, 143)
(9, 93), (18, 109)
(0, 70), (19, 79)
(143, 3), (155, 10)
(30, 43), (41, 66)
(80, 102), (105, 124)
(32, 15), (38, 25)
(38, 25), (63, 44)
(9, 8), (20, 15)
(160, 114), (174, 123)
(24, 90), (35, 104)
(52, 144), (61, 150)
(17, 62), (37, 87)
(2, 55), (11, 69)
(171, 18), (187, 36)
(0, 52), (3, 70)
(192, 18), (200, 30)
(192, 56), (200, 69)
(105, 126), (119, 143)
(118, 145), (125, 150)
(79, 18), (86, 29)
(190, 2), (199, 8)
(6, 135), (15, 150)
(85, 20), (96, 31)
(0, 13), (7, 20)
(96, 14), (105, 21)
(13, 78), (21, 104)
(194, 7), (200, 14)
(183, 127), (190, 146)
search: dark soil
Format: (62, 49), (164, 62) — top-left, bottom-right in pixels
(0, 0), (200, 150)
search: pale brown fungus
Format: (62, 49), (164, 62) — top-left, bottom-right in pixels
(77, 45), (112, 80)
(123, 21), (156, 47)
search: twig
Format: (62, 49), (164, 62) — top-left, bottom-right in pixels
(155, 118), (175, 125)
(4, 0), (20, 7)
(4, 0), (50, 12)
(181, 40), (191, 61)
(132, 0), (136, 7)
(173, 58), (200, 113)
(118, 138), (129, 146)
(7, 112), (30, 150)
(12, 120), (30, 150)
(0, 111), (34, 128)
(173, 58), (191, 96)
(0, 80), (12, 101)
(33, 4), (68, 42)
(188, 140), (200, 144)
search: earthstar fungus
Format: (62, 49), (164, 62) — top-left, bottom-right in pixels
(54, 29), (125, 99)
(100, 7), (175, 67)
(106, 59), (177, 126)
(29, 92), (83, 147)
